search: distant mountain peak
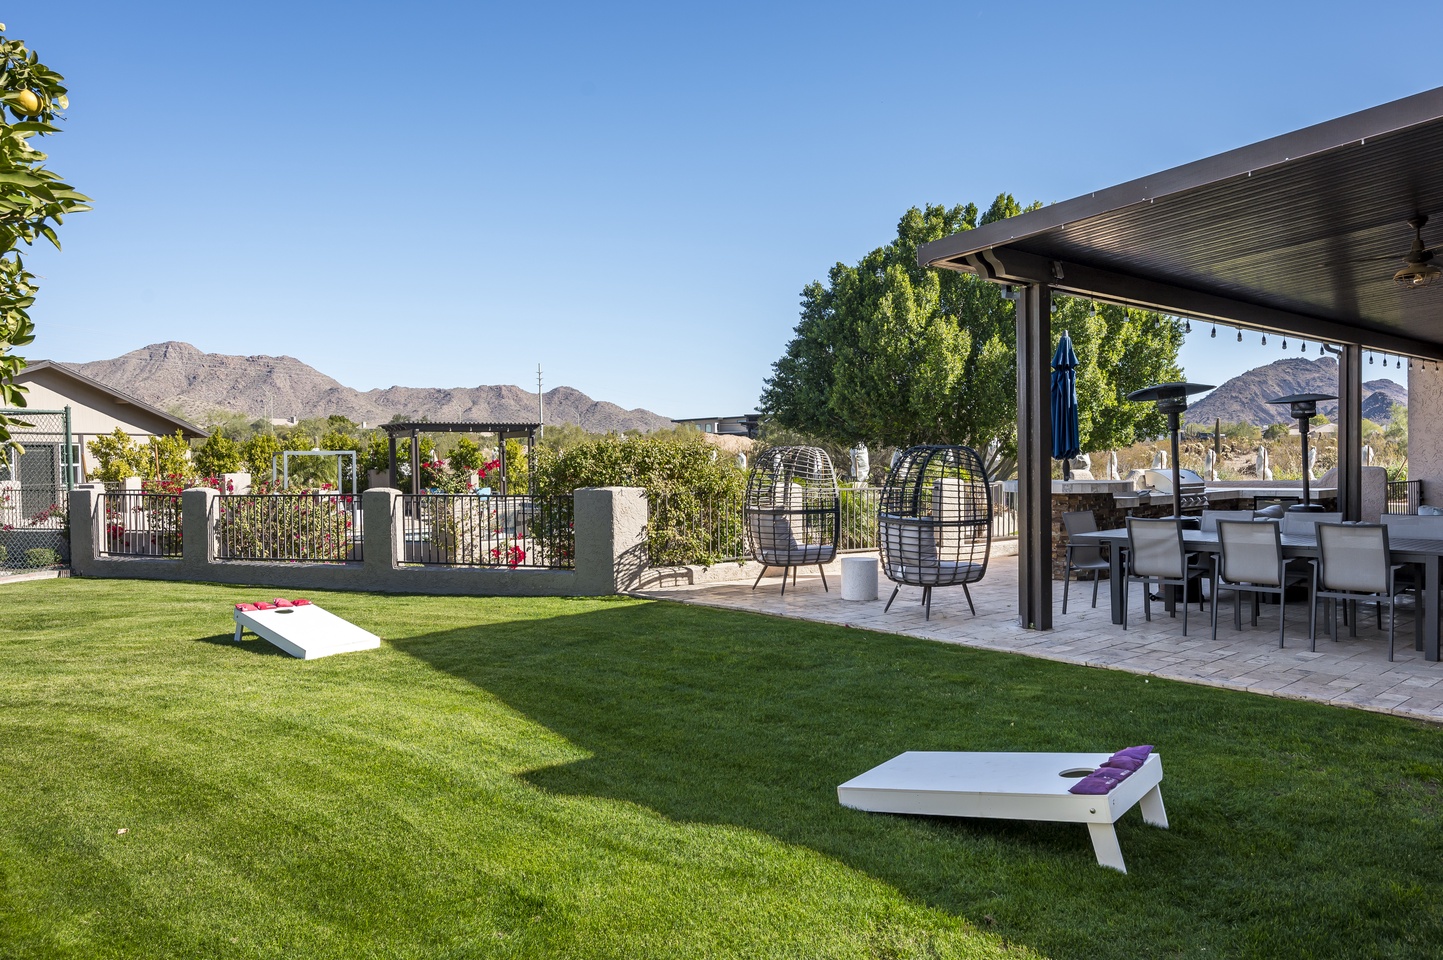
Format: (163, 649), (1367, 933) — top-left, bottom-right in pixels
(1186, 356), (1404, 427)
(67, 344), (675, 433)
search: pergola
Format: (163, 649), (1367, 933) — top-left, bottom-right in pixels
(917, 86), (1443, 630)
(381, 421), (540, 494)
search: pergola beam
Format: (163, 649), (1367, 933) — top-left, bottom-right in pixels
(958, 248), (1443, 361)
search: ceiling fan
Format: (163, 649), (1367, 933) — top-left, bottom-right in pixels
(1391, 215), (1442, 288)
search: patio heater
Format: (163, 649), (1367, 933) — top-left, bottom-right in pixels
(1268, 393), (1336, 513)
(1126, 382), (1215, 525)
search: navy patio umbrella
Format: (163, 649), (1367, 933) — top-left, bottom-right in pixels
(1051, 330), (1080, 480)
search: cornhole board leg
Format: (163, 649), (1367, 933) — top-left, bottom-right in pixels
(837, 751), (1165, 873)
(233, 604), (381, 660)
(1086, 823), (1127, 872)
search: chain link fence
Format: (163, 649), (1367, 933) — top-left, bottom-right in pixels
(1, 408), (73, 574)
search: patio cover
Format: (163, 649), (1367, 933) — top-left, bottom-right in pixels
(917, 86), (1443, 629)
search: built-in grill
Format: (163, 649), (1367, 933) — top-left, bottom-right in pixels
(1145, 468), (1208, 510)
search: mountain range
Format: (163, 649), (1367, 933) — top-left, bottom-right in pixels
(1184, 357), (1406, 427)
(65, 342), (677, 434)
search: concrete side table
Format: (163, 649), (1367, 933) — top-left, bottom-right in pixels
(841, 555), (879, 601)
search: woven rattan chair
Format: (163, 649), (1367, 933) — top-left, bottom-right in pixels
(878, 445), (991, 620)
(743, 446), (839, 594)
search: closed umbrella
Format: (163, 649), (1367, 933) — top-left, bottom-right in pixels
(1051, 331), (1080, 480)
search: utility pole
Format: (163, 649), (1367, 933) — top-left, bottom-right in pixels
(537, 363), (544, 438)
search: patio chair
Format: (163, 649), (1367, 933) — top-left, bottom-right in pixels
(1212, 520), (1307, 646)
(1280, 511), (1343, 537)
(1061, 510), (1111, 613)
(744, 446), (839, 595)
(1123, 517), (1206, 635)
(878, 445), (991, 620)
(1309, 523), (1418, 661)
(1200, 509), (1255, 533)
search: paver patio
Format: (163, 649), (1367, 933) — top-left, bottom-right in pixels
(636, 556), (1443, 724)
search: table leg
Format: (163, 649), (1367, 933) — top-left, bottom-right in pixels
(1086, 822), (1127, 873)
(1428, 555), (1440, 662)
(1139, 786), (1169, 829)
(233, 622), (244, 643)
(1109, 546), (1125, 625)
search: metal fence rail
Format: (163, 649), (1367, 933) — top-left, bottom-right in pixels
(1387, 479), (1423, 515)
(400, 494), (574, 569)
(100, 491), (183, 557)
(215, 494), (362, 562)
(648, 490), (746, 566)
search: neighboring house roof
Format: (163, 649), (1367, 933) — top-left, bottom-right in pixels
(11, 360), (208, 439)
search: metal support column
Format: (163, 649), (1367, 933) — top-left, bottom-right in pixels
(387, 435), (397, 489)
(410, 428), (421, 495)
(1015, 283), (1053, 629)
(1338, 344), (1363, 521)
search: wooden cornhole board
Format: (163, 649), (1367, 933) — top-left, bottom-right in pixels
(837, 751), (1167, 872)
(233, 603), (381, 660)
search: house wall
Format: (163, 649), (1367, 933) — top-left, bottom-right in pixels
(1409, 364), (1443, 506)
(13, 366), (202, 480)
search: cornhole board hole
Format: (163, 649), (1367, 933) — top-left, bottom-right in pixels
(233, 603), (381, 660)
(837, 751), (1167, 873)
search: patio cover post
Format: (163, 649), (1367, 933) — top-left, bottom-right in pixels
(410, 428), (420, 495)
(1339, 344), (1363, 521)
(387, 434), (397, 489)
(1016, 283), (1053, 630)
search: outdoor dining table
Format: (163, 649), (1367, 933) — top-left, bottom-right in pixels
(1070, 527), (1443, 662)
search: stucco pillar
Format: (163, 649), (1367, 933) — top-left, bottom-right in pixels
(363, 487), (402, 572)
(67, 484), (102, 575)
(1409, 362), (1443, 506)
(181, 486), (217, 578)
(573, 486), (648, 595)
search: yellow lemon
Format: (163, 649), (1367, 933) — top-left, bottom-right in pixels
(12, 89), (40, 116)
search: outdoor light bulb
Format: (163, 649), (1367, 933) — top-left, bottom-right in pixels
(1262, 334), (1268, 345)
(1282, 338), (1288, 349)
(1184, 319), (1191, 333)
(1370, 353), (1374, 364)
(1319, 344), (1324, 355)
(1237, 329), (1242, 342)
(1301, 341), (1307, 352)
(1398, 358), (1403, 368)
(1211, 324), (1216, 338)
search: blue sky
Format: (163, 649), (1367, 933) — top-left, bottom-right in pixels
(14, 2), (1438, 418)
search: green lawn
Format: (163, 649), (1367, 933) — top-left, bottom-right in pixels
(2, 580), (1442, 959)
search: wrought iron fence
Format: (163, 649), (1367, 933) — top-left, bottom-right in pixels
(837, 485), (882, 551)
(215, 494), (362, 562)
(1, 407), (72, 572)
(647, 490), (747, 566)
(1387, 479), (1423, 515)
(993, 485), (1020, 539)
(400, 493), (574, 569)
(99, 491), (183, 557)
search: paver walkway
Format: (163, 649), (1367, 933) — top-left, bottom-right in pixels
(636, 556), (1443, 724)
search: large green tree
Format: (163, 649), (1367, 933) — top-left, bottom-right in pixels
(760, 197), (1183, 476)
(0, 24), (89, 457)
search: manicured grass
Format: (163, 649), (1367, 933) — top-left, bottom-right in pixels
(2, 580), (1443, 959)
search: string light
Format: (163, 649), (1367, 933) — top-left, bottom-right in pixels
(1301, 341), (1307, 353)
(1369, 352), (1374, 364)
(1282, 337), (1288, 349)
(1237, 328), (1243, 342)
(1210, 322), (1216, 338)
(1397, 357), (1403, 369)
(1184, 318), (1191, 333)
(1319, 343), (1325, 355)
(1261, 333), (1268, 345)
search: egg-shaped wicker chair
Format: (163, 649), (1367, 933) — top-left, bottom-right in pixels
(744, 445), (840, 594)
(878, 445), (992, 620)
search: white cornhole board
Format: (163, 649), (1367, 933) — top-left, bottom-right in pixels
(233, 604), (381, 660)
(837, 751), (1167, 872)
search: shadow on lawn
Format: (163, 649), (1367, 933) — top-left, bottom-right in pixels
(191, 632), (292, 657)
(390, 599), (1443, 960)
